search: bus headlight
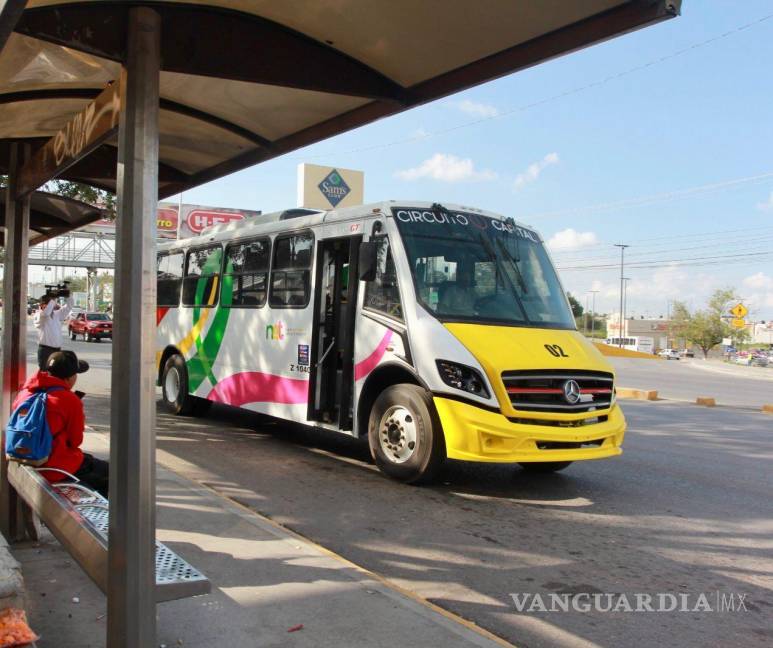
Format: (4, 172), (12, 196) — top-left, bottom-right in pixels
(436, 360), (490, 398)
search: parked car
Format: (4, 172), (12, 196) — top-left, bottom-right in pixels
(750, 351), (769, 367)
(679, 348), (694, 358)
(659, 348), (681, 360)
(734, 352), (752, 366)
(68, 312), (112, 342)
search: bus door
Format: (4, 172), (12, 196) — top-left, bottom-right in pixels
(308, 236), (361, 429)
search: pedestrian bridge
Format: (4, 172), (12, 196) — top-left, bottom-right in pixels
(27, 231), (116, 269)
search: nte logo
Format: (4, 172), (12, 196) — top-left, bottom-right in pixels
(266, 322), (285, 341)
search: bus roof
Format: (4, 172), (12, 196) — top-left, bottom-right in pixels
(160, 201), (538, 250)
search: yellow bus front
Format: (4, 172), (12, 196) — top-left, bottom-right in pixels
(391, 204), (625, 466)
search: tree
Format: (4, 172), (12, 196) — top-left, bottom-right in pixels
(46, 180), (116, 217)
(678, 288), (743, 358)
(2, 175), (115, 216)
(61, 275), (88, 292)
(685, 310), (726, 359)
(567, 293), (584, 318)
(669, 301), (691, 346)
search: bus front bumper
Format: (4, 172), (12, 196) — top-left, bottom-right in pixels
(433, 397), (625, 463)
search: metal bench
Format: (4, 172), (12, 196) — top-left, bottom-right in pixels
(7, 463), (210, 602)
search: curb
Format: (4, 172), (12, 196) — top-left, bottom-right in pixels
(617, 388), (658, 401)
(0, 533), (25, 612)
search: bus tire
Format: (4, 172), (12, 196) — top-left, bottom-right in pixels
(518, 461), (573, 473)
(161, 354), (195, 415)
(368, 384), (445, 484)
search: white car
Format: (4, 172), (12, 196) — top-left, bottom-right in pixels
(659, 348), (680, 360)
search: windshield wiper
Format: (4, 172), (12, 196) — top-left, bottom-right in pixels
(478, 232), (529, 323)
(495, 236), (528, 294)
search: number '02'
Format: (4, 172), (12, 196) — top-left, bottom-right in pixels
(545, 344), (569, 358)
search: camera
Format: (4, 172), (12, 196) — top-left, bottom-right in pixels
(44, 281), (71, 299)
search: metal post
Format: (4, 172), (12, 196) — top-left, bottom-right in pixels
(589, 290), (599, 339)
(107, 7), (160, 648)
(0, 143), (31, 540)
(614, 244), (628, 346)
(622, 277), (630, 330)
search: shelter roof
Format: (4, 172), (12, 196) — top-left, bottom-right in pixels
(0, 1), (679, 198)
(0, 189), (105, 245)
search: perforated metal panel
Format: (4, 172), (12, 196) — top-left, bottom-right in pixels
(55, 484), (210, 595)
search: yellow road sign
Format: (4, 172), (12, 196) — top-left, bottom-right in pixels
(731, 318), (746, 329)
(730, 303), (748, 318)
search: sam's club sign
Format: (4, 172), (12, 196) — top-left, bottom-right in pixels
(318, 169), (351, 207)
(297, 163), (364, 210)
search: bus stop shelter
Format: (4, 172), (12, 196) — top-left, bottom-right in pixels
(0, 2), (680, 645)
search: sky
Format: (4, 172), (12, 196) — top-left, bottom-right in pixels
(82, 1), (773, 319)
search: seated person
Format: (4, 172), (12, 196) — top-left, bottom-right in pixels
(437, 276), (476, 316)
(12, 350), (109, 497)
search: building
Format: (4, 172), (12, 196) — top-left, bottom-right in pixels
(751, 321), (773, 345)
(607, 312), (672, 349)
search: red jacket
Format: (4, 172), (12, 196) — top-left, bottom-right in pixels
(12, 371), (85, 482)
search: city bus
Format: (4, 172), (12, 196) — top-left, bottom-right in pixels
(156, 201), (625, 483)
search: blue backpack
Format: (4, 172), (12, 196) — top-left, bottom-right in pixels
(5, 387), (63, 466)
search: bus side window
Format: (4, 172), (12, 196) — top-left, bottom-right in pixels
(182, 245), (223, 307)
(269, 231), (313, 308)
(223, 238), (270, 307)
(363, 237), (403, 321)
(157, 252), (184, 307)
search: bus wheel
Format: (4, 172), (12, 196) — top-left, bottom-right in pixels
(161, 354), (195, 415)
(518, 461), (573, 473)
(368, 384), (445, 484)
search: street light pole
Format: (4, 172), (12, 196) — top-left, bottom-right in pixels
(614, 244), (629, 347)
(622, 277), (630, 327)
(589, 290), (599, 339)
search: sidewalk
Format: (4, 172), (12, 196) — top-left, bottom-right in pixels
(684, 357), (773, 382)
(11, 431), (511, 648)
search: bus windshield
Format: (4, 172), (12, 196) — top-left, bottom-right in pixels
(393, 207), (575, 329)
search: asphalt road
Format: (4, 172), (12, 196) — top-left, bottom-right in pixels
(609, 356), (772, 409)
(20, 322), (773, 647)
(83, 398), (769, 648)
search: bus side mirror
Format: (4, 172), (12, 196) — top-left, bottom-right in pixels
(358, 242), (378, 281)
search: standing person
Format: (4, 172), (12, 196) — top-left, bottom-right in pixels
(12, 350), (109, 497)
(34, 292), (73, 369)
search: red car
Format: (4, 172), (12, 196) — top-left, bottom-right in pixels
(68, 312), (113, 342)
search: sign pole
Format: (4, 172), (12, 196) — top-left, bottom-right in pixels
(107, 7), (160, 647)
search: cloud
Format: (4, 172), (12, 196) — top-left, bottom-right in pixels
(514, 152), (559, 190)
(547, 228), (599, 252)
(756, 192), (773, 211)
(457, 99), (499, 118)
(743, 272), (773, 290)
(395, 153), (497, 182)
(742, 273), (773, 309)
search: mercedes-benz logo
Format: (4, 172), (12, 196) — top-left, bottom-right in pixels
(563, 379), (581, 404)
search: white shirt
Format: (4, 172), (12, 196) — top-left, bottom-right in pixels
(34, 297), (72, 348)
